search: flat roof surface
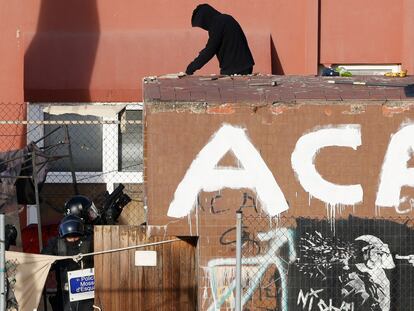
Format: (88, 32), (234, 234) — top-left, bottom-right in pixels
(143, 74), (414, 103)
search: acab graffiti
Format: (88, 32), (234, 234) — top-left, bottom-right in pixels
(168, 123), (414, 218)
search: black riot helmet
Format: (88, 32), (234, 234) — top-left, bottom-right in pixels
(58, 215), (85, 238)
(64, 195), (100, 223)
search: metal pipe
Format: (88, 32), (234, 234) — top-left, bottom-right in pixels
(32, 152), (43, 251)
(64, 125), (79, 195)
(0, 214), (6, 311)
(235, 211), (242, 311)
(33, 125), (62, 144)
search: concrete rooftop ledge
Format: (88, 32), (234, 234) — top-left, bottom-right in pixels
(143, 74), (414, 104)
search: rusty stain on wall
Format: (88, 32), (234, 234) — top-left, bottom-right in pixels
(207, 104), (235, 115)
(382, 103), (413, 117)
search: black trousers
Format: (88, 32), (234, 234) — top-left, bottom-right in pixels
(221, 66), (253, 75)
(236, 67), (253, 75)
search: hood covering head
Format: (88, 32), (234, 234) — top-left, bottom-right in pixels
(191, 4), (221, 30)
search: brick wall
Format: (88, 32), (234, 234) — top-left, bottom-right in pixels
(144, 76), (414, 310)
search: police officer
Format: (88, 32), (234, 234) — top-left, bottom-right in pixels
(65, 187), (131, 227)
(42, 215), (94, 311)
(64, 195), (102, 234)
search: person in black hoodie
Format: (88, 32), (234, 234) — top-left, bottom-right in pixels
(185, 4), (255, 75)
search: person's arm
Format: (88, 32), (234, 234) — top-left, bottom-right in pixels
(186, 21), (224, 75)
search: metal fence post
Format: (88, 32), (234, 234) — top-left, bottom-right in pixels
(0, 214), (5, 311)
(235, 211), (242, 311)
(32, 152), (43, 251)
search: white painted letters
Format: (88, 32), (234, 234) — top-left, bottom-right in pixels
(291, 125), (363, 206)
(376, 124), (414, 208)
(167, 124), (289, 218)
(168, 122), (414, 217)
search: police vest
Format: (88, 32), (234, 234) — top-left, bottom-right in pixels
(57, 238), (92, 257)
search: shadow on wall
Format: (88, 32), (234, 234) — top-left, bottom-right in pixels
(270, 36), (284, 75)
(24, 0), (100, 102)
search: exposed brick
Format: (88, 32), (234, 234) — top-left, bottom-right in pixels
(159, 87), (176, 101)
(190, 90), (207, 102)
(204, 88), (222, 102)
(219, 88), (236, 102)
(295, 91), (326, 100)
(266, 92), (281, 103)
(325, 93), (342, 101)
(382, 105), (411, 117)
(384, 89), (403, 100)
(144, 84), (161, 101)
(340, 90), (370, 100)
(235, 90), (263, 103)
(174, 88), (190, 101)
(144, 75), (414, 103)
(279, 92), (296, 102)
(206, 103), (235, 114)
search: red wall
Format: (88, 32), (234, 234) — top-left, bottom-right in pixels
(0, 0), (413, 104)
(320, 0), (403, 65)
(0, 1), (25, 151)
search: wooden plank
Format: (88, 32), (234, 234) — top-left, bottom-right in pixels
(110, 225), (120, 310)
(94, 226), (197, 310)
(93, 226), (104, 309)
(171, 238), (180, 310)
(184, 238), (197, 310)
(129, 226), (140, 310)
(179, 239), (189, 310)
(119, 226), (129, 311)
(163, 238), (172, 310)
(143, 234), (156, 311)
(191, 239), (198, 310)
(102, 226), (112, 309)
(183, 239), (195, 310)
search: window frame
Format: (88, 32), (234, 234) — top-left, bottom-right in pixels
(27, 103), (143, 193)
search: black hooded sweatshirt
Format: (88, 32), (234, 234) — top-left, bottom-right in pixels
(186, 4), (255, 75)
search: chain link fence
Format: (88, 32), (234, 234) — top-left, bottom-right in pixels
(0, 102), (145, 232)
(236, 214), (414, 311)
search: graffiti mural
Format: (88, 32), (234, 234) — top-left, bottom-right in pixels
(291, 216), (414, 311)
(167, 120), (414, 310)
(207, 227), (296, 311)
(297, 233), (392, 311)
(202, 216), (414, 310)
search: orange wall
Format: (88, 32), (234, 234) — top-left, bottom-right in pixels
(0, 1), (25, 151)
(18, 0), (311, 102)
(320, 0), (403, 65)
(0, 0), (413, 105)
